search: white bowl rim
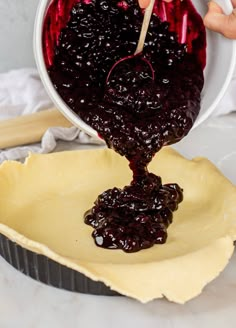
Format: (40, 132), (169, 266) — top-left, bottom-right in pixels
(34, 0), (236, 139)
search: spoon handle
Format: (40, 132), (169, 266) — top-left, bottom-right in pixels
(135, 0), (156, 55)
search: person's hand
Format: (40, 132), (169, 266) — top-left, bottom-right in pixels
(138, 0), (150, 8)
(204, 1), (236, 39)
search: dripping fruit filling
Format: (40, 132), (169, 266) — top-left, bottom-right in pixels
(43, 0), (206, 252)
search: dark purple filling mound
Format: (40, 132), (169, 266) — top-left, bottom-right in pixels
(47, 0), (206, 252)
(85, 174), (183, 252)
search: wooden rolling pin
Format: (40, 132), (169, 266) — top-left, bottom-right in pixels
(0, 108), (73, 149)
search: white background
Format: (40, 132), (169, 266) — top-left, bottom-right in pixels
(0, 0), (38, 72)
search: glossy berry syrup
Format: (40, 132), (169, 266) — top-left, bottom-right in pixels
(43, 0), (206, 252)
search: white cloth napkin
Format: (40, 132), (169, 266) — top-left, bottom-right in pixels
(0, 68), (102, 163)
(0, 67), (235, 163)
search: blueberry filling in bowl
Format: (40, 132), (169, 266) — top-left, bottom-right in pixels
(34, 0), (236, 137)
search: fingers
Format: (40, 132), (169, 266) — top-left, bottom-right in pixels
(204, 1), (236, 39)
(232, 0), (236, 8)
(138, 0), (150, 8)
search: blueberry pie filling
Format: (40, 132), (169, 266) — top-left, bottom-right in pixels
(43, 0), (206, 252)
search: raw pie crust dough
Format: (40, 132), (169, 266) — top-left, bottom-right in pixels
(0, 147), (236, 304)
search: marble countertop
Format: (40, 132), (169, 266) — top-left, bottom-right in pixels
(1, 113), (236, 328)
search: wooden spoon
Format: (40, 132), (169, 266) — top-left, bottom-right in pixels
(106, 0), (156, 82)
(135, 0), (156, 55)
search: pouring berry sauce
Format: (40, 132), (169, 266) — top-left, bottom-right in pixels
(43, 0), (206, 252)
